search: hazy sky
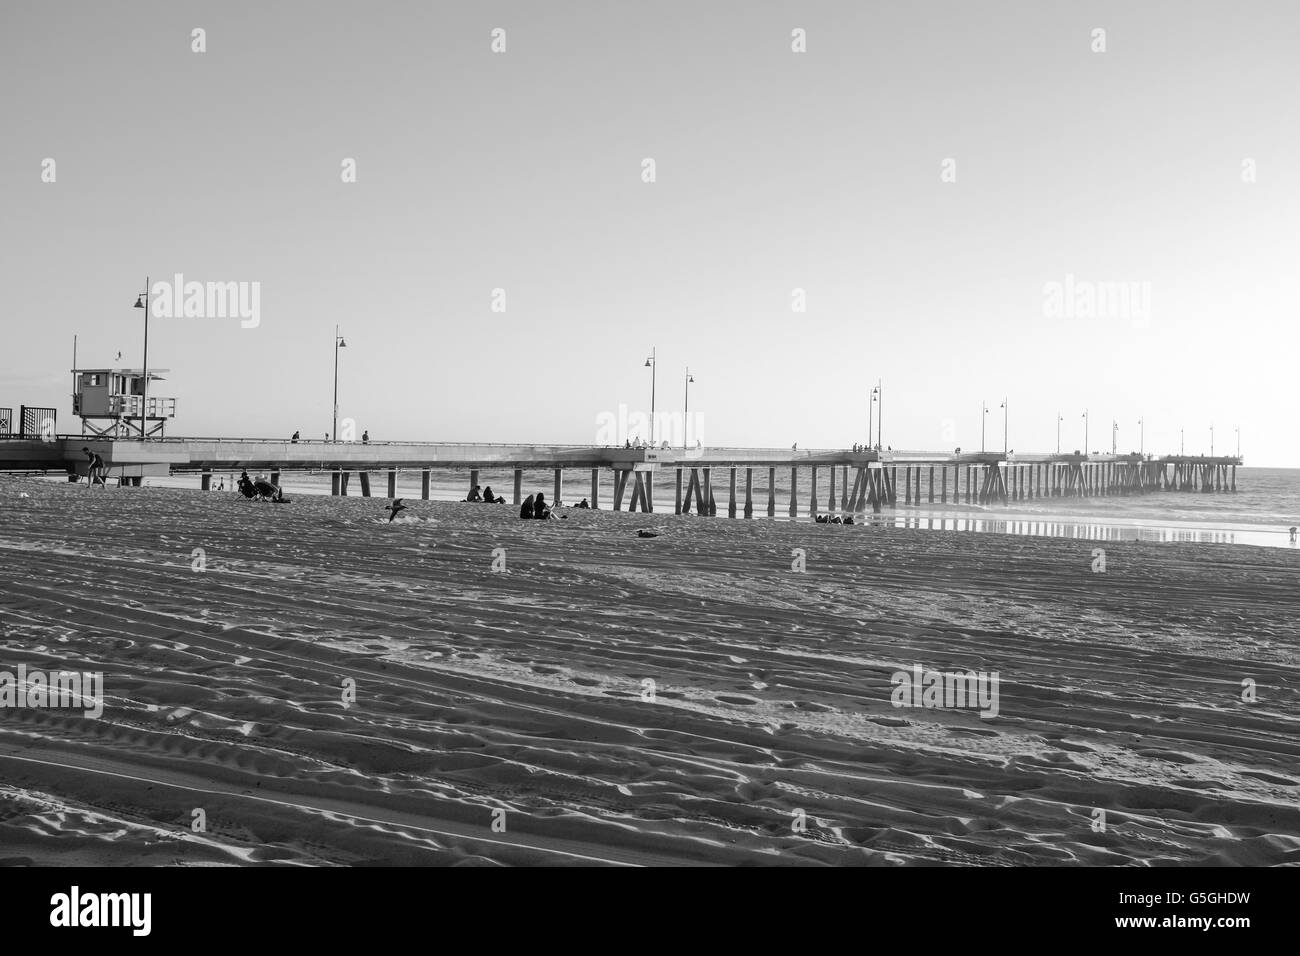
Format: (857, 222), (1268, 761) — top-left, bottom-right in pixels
(2, 1), (1296, 463)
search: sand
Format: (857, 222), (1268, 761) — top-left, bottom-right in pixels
(0, 476), (1297, 866)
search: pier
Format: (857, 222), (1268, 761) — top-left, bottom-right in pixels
(0, 437), (1243, 515)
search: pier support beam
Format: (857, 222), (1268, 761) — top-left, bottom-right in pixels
(703, 468), (713, 515)
(767, 468), (776, 517)
(513, 468), (523, 506)
(387, 469), (397, 499)
(789, 467), (799, 517)
(929, 466), (935, 503)
(728, 468), (737, 518)
(469, 469), (479, 497)
(809, 466), (818, 516)
(941, 466), (948, 503)
(744, 468), (753, 518)
(421, 469), (430, 500)
(201, 469), (212, 491)
(841, 466), (849, 510)
(331, 471), (341, 496)
(341, 472), (351, 496)
(591, 468), (600, 510)
(359, 472), (371, 497)
(829, 466), (836, 513)
(675, 468), (683, 515)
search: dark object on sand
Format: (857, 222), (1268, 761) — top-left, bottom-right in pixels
(574, 498), (589, 509)
(636, 529), (659, 538)
(387, 499), (407, 522)
(482, 486), (505, 504)
(533, 493), (551, 520)
(466, 485), (483, 502)
(520, 494), (534, 519)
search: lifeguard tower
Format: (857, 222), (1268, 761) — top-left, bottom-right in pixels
(71, 367), (176, 438)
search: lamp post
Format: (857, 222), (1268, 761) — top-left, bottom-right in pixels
(132, 278), (150, 440)
(644, 347), (657, 445)
(682, 367), (694, 449)
(869, 384), (878, 448)
(1210, 424), (1214, 457)
(332, 326), (347, 441)
(1000, 398), (1008, 457)
(1180, 426), (1184, 456)
(981, 400), (987, 453)
(1112, 418), (1118, 455)
(1082, 409), (1088, 454)
(1056, 412), (1063, 455)
(1138, 417), (1144, 456)
(875, 379), (883, 449)
(1235, 425), (1240, 458)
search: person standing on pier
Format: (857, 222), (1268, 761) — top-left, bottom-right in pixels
(291, 431), (300, 443)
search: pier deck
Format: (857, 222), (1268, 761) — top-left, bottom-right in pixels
(0, 436), (1244, 514)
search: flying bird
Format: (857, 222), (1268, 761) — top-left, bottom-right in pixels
(386, 499), (407, 523)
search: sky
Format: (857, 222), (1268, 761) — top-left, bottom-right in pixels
(1, 0), (1296, 463)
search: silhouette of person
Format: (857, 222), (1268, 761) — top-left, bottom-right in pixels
(291, 431), (300, 443)
(520, 494), (535, 519)
(82, 447), (106, 488)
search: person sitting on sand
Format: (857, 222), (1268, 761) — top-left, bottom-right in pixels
(253, 475), (283, 501)
(81, 447), (107, 488)
(574, 498), (589, 509)
(533, 492), (551, 520)
(520, 494), (535, 519)
(482, 485), (504, 504)
(237, 471), (257, 499)
(465, 485), (483, 503)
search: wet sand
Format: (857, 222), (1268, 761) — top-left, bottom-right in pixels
(1, 476), (1297, 866)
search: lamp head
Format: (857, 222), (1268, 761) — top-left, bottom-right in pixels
(133, 296), (145, 309)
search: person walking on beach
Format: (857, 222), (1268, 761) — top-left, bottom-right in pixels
(82, 447), (106, 488)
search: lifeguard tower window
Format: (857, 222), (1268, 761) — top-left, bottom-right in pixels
(85, 373), (103, 387)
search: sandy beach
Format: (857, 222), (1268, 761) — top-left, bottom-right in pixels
(1, 476), (1297, 866)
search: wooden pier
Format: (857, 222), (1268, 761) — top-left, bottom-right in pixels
(0, 438), (1243, 516)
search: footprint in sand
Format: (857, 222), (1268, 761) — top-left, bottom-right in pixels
(1239, 770), (1298, 786)
(716, 695), (757, 706)
(570, 676), (600, 687)
(530, 665), (561, 675)
(870, 716), (911, 728)
(790, 700), (833, 713)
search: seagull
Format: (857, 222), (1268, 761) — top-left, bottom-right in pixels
(386, 499), (407, 523)
(115, 351), (122, 362)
